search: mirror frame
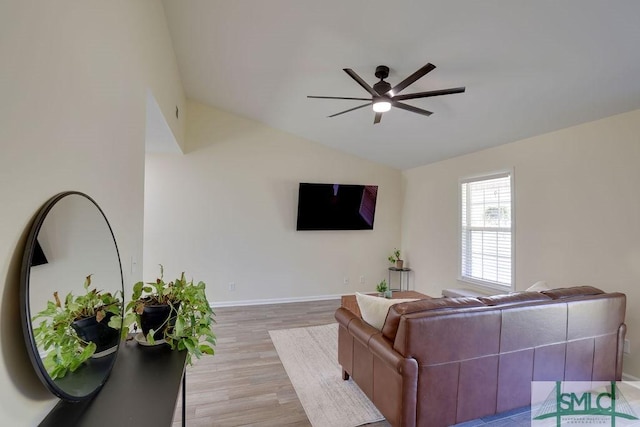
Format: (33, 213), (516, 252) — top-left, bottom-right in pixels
(20, 191), (125, 401)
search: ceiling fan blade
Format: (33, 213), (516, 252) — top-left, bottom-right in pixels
(388, 63), (436, 96)
(328, 102), (372, 118)
(393, 102), (433, 117)
(394, 87), (466, 101)
(307, 95), (371, 101)
(374, 112), (382, 124)
(343, 69), (378, 97)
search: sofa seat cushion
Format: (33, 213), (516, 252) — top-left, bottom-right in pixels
(355, 292), (418, 330)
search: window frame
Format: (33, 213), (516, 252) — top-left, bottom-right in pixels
(458, 170), (515, 293)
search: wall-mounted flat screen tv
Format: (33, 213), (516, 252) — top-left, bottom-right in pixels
(296, 183), (379, 230)
(31, 240), (48, 266)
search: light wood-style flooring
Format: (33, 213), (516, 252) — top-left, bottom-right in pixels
(172, 299), (389, 426)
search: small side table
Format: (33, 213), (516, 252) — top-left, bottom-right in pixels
(388, 267), (412, 291)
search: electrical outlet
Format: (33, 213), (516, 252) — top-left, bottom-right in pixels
(359, 275), (365, 284)
(343, 277), (349, 285)
(228, 282), (236, 291)
(130, 256), (138, 274)
(624, 339), (631, 354)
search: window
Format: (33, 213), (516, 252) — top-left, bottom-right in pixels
(460, 172), (513, 291)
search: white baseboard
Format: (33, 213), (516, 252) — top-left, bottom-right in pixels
(623, 372), (640, 381)
(212, 294), (342, 308)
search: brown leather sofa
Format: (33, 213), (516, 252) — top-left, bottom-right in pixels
(335, 286), (626, 427)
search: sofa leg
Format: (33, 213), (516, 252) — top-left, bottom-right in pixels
(342, 369), (350, 380)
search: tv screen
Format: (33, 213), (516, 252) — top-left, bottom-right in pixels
(296, 183), (378, 230)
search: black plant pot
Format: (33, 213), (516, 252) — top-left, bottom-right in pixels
(71, 312), (120, 355)
(140, 302), (180, 341)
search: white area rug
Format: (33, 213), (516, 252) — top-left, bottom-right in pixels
(269, 323), (384, 427)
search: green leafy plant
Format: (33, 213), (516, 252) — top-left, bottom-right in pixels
(32, 275), (122, 380)
(388, 248), (401, 264)
(376, 279), (388, 293)
(121, 265), (216, 365)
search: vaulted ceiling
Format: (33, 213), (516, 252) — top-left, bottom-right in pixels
(162, 0), (640, 170)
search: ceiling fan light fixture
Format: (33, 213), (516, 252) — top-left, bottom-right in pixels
(307, 63), (464, 122)
(372, 99), (391, 113)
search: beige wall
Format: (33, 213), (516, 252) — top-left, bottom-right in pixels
(402, 109), (640, 376)
(0, 1), (184, 424)
(2, 3), (638, 423)
(143, 101), (403, 303)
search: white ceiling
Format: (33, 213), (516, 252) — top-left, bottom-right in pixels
(162, 0), (640, 170)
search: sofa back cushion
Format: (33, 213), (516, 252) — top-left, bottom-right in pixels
(541, 285), (603, 299)
(355, 292), (418, 330)
(477, 291), (551, 306)
(393, 306), (502, 362)
(391, 288), (624, 366)
(382, 297), (484, 341)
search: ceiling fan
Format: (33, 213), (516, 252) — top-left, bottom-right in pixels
(308, 63), (465, 124)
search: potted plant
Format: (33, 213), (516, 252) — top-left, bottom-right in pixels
(376, 279), (389, 298)
(388, 248), (404, 269)
(120, 265), (216, 365)
(31, 275), (122, 380)
(122, 267), (180, 342)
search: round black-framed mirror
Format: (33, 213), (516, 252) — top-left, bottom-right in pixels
(20, 191), (124, 401)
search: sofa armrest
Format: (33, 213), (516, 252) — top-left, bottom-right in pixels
(369, 332), (419, 427)
(369, 333), (406, 373)
(337, 306), (408, 370)
(336, 307), (381, 345)
(617, 323), (627, 380)
(335, 306), (358, 327)
(336, 307), (418, 427)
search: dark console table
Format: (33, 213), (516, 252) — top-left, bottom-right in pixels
(40, 338), (187, 427)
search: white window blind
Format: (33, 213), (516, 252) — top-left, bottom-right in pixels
(460, 172), (513, 290)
